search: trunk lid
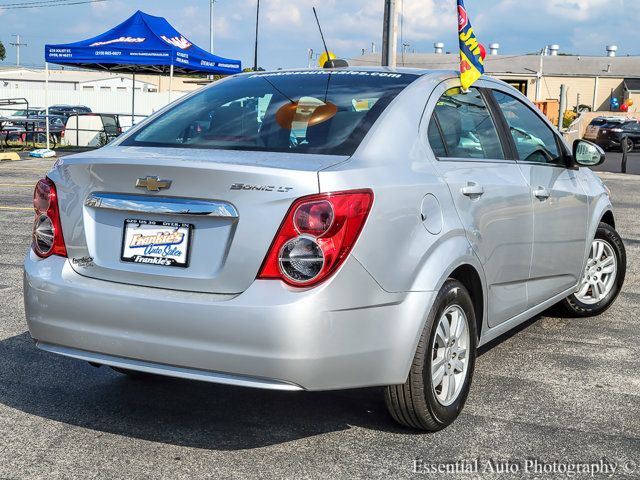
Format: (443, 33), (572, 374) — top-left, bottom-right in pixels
(50, 146), (348, 294)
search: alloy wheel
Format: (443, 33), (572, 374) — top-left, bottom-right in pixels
(575, 239), (617, 305)
(431, 305), (470, 406)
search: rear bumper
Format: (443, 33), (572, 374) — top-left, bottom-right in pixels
(595, 136), (623, 149)
(24, 251), (435, 391)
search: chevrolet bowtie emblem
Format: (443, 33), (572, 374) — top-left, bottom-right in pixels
(136, 176), (172, 192)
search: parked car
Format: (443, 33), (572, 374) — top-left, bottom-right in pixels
(63, 113), (122, 147)
(583, 116), (628, 141)
(595, 120), (640, 152)
(24, 69), (626, 431)
(4, 114), (66, 146)
(49, 104), (92, 117)
(12, 107), (46, 118)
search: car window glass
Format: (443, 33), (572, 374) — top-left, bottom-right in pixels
(427, 116), (447, 157)
(430, 87), (504, 160)
(123, 72), (417, 156)
(492, 90), (561, 164)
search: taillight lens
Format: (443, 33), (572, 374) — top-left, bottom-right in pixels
(32, 177), (67, 258)
(258, 190), (373, 287)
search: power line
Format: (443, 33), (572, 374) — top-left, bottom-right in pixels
(0, 0), (107, 10)
(0, 0), (81, 6)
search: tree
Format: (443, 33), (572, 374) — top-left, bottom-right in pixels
(0, 41), (5, 62)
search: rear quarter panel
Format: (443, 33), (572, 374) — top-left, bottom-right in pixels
(319, 74), (485, 296)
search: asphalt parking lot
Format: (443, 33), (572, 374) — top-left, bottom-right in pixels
(592, 151), (640, 175)
(0, 155), (639, 479)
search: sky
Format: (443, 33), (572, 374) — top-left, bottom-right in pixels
(1, 0), (640, 70)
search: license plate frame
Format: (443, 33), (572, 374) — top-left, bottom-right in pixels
(120, 218), (193, 268)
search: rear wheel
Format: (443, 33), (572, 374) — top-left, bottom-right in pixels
(624, 139), (634, 153)
(385, 279), (477, 431)
(561, 222), (626, 317)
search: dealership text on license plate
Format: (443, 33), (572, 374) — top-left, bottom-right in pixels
(121, 219), (192, 267)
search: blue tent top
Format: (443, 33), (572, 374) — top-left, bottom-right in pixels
(45, 10), (241, 75)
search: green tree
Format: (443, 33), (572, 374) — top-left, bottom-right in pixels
(0, 41), (5, 62)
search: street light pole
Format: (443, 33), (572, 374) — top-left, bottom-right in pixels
(381, 0), (398, 68)
(209, 0), (215, 53)
(253, 0), (260, 71)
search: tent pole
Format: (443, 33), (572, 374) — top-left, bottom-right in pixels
(169, 64), (174, 103)
(45, 62), (50, 150)
(131, 72), (136, 127)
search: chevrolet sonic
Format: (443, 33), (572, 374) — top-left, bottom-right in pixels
(24, 68), (626, 431)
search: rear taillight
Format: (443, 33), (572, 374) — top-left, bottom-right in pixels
(258, 189), (373, 287)
(32, 177), (67, 258)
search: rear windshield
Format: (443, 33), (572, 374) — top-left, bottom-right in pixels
(122, 71), (417, 155)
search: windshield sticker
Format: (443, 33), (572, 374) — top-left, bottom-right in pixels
(249, 71), (405, 79)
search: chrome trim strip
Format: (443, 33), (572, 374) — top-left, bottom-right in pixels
(84, 192), (238, 218)
(37, 342), (303, 391)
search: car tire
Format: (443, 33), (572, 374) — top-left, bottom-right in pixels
(561, 222), (626, 317)
(385, 279), (477, 431)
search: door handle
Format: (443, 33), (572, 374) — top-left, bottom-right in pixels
(461, 182), (484, 197)
(533, 186), (550, 200)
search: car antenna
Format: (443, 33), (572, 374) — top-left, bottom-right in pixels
(313, 7), (332, 68)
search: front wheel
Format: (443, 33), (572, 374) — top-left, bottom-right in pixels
(561, 222), (626, 317)
(385, 279), (477, 431)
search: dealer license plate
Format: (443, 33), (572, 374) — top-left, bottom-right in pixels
(121, 219), (192, 268)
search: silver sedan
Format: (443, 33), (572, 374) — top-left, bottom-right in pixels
(24, 68), (626, 431)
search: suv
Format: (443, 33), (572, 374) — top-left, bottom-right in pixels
(24, 69), (626, 431)
(595, 120), (640, 152)
(583, 116), (627, 142)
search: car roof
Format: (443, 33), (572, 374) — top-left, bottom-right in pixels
(242, 66), (520, 92)
(244, 66), (461, 79)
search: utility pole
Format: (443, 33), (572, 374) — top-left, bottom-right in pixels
(535, 46), (548, 102)
(558, 84), (567, 130)
(10, 34), (27, 67)
(253, 0), (260, 71)
(381, 0), (398, 67)
(209, 0), (215, 53)
(401, 42), (410, 67)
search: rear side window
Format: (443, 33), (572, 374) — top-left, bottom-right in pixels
(427, 87), (504, 160)
(123, 71), (417, 155)
(492, 91), (561, 164)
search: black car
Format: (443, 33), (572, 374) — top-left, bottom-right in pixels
(49, 105), (92, 117)
(595, 121), (640, 152)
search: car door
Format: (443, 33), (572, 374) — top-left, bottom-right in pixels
(424, 80), (534, 327)
(488, 88), (589, 307)
(627, 122), (640, 149)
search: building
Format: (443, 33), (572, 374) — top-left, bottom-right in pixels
(0, 67), (200, 94)
(351, 46), (640, 114)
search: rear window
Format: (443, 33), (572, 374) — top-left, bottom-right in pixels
(122, 71), (417, 155)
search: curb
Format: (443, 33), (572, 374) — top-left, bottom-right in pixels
(0, 152), (21, 161)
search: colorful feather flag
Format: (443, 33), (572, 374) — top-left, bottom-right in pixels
(457, 0), (485, 91)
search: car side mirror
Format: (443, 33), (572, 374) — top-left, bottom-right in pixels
(572, 139), (605, 167)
